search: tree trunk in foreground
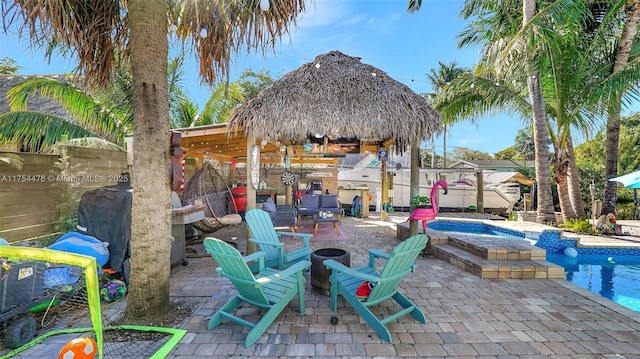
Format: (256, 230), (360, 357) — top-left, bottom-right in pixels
(124, 0), (172, 320)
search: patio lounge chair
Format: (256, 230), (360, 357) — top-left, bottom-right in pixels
(245, 209), (312, 269)
(318, 194), (343, 222)
(296, 193), (320, 221)
(324, 234), (429, 343)
(203, 237), (310, 347)
(261, 198), (298, 231)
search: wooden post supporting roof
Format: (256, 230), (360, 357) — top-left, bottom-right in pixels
(246, 131), (258, 255)
(409, 142), (420, 236)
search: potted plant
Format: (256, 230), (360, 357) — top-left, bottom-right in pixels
(410, 195), (431, 208)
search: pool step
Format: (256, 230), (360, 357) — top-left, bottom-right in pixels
(397, 222), (565, 279)
(446, 235), (547, 261)
(432, 244), (564, 279)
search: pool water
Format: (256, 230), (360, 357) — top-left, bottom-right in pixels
(546, 253), (640, 313)
(427, 221), (525, 240)
(434, 229), (524, 240)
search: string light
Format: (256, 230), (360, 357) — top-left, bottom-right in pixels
(200, 26), (208, 39)
(260, 0), (270, 11)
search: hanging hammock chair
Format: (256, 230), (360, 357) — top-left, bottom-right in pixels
(183, 161), (242, 233)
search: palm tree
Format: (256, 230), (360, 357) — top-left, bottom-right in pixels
(424, 0), (557, 224)
(433, 0), (616, 223)
(514, 128), (534, 161)
(425, 61), (467, 168)
(594, 0), (640, 216)
(3, 0), (306, 320)
(520, 0), (556, 224)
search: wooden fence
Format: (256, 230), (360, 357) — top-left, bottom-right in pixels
(0, 147), (128, 243)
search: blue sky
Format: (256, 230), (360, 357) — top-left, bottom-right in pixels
(0, 0), (525, 156)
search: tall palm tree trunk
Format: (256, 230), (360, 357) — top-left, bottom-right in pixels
(554, 170), (576, 224)
(566, 135), (585, 219)
(602, 0), (640, 215)
(124, 0), (171, 320)
(523, 0), (556, 225)
(554, 146), (577, 222)
(602, 104), (622, 215)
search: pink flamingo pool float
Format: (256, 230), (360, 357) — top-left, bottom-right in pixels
(407, 180), (448, 233)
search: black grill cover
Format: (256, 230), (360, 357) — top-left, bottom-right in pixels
(77, 182), (132, 274)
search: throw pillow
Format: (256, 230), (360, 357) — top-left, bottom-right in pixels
(262, 198), (277, 213)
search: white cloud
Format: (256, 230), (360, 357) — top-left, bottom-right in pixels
(286, 0), (406, 62)
(297, 0), (349, 28)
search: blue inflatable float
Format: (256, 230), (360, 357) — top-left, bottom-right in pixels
(48, 231), (110, 267)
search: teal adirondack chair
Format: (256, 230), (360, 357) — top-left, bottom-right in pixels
(324, 234), (429, 343)
(203, 237), (310, 347)
(245, 209), (313, 269)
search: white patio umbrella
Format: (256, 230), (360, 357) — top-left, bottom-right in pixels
(610, 170), (640, 219)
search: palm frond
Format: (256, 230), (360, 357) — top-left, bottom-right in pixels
(2, 0), (127, 87)
(5, 77), (131, 144)
(0, 152), (23, 169)
(458, 0), (522, 48)
(200, 82), (245, 125)
(92, 68), (134, 126)
(486, 0), (587, 77)
(168, 51), (190, 117)
(172, 0), (306, 84)
(0, 111), (98, 152)
(407, 0), (423, 14)
(171, 99), (199, 128)
(41, 137), (124, 154)
(588, 54), (640, 111)
(435, 73), (531, 124)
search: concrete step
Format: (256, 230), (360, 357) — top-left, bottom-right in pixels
(432, 243), (565, 279)
(446, 235), (547, 261)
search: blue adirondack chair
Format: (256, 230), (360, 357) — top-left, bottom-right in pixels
(324, 234), (429, 343)
(245, 209), (313, 269)
(203, 237), (310, 347)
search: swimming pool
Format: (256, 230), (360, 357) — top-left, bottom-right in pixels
(427, 220), (640, 313)
(547, 253), (640, 312)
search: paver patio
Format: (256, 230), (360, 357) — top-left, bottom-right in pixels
(167, 213), (640, 358)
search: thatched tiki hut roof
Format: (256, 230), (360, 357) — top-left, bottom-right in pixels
(227, 50), (441, 148)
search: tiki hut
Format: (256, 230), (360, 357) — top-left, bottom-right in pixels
(226, 50), (441, 149)
(225, 50), (441, 225)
